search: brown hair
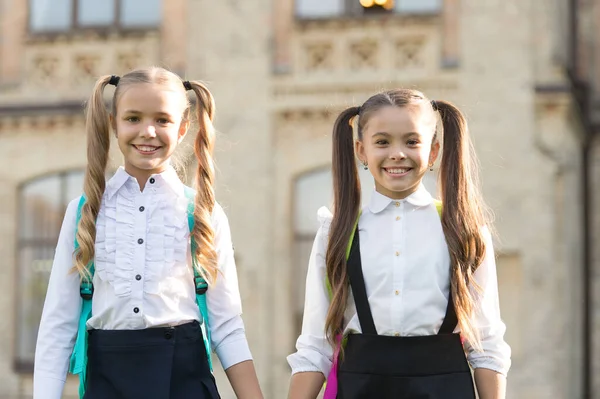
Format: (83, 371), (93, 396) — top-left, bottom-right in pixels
(73, 67), (218, 286)
(325, 89), (488, 350)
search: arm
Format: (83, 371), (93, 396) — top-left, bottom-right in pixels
(33, 199), (82, 399)
(287, 207), (334, 399)
(207, 203), (263, 398)
(225, 360), (263, 399)
(288, 372), (326, 399)
(474, 368), (507, 399)
(463, 227), (511, 399)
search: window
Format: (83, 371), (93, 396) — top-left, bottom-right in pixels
(15, 170), (84, 371)
(295, 0), (441, 18)
(29, 0), (161, 33)
(292, 166), (374, 335)
(296, 0), (344, 19)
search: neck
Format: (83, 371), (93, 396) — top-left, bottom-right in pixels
(375, 183), (421, 200)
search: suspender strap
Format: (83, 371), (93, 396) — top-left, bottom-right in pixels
(346, 225), (458, 336)
(345, 227), (378, 335)
(437, 284), (458, 334)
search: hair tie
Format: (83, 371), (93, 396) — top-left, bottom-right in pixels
(357, 105), (362, 114)
(431, 100), (438, 111)
(109, 75), (120, 86)
(183, 81), (193, 91)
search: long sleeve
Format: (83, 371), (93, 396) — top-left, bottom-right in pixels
(463, 227), (512, 375)
(33, 198), (82, 399)
(287, 207), (334, 376)
(206, 203), (253, 370)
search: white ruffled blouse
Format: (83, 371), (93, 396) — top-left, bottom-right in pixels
(33, 166), (251, 399)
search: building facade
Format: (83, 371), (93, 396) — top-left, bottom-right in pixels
(0, 0), (598, 398)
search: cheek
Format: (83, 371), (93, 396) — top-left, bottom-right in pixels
(159, 128), (181, 147)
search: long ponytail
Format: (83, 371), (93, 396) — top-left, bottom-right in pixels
(73, 75), (113, 280)
(324, 106), (361, 346)
(435, 100), (488, 350)
(187, 81), (219, 285)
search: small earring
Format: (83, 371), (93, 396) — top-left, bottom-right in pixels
(429, 163), (434, 171)
(363, 161), (368, 170)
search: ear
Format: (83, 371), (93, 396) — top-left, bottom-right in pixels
(429, 139), (440, 165)
(355, 139), (366, 165)
(178, 119), (190, 143)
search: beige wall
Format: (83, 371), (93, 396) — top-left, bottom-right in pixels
(0, 0), (598, 398)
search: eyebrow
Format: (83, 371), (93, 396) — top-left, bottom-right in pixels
(122, 110), (174, 117)
(372, 131), (422, 138)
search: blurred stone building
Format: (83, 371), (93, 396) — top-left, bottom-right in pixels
(0, 0), (598, 398)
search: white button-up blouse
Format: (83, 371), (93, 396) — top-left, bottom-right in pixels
(34, 166), (251, 399)
(287, 184), (511, 378)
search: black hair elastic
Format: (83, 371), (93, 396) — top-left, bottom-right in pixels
(183, 81), (193, 91)
(431, 100), (439, 111)
(357, 105), (362, 114)
(108, 75), (120, 86)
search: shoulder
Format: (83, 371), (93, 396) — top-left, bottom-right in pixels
(211, 201), (227, 222)
(316, 206), (333, 232)
(66, 196), (84, 221)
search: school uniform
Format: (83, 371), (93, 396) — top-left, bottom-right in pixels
(34, 166), (251, 399)
(288, 184), (511, 398)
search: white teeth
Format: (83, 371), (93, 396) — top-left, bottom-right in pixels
(387, 168), (408, 174)
(136, 145), (158, 152)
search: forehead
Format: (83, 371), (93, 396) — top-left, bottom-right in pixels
(116, 83), (186, 114)
(363, 105), (433, 136)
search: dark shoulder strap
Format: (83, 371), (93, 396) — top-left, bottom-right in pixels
(346, 227), (377, 335)
(437, 284), (458, 334)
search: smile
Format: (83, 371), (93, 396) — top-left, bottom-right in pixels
(383, 167), (412, 176)
(133, 145), (161, 154)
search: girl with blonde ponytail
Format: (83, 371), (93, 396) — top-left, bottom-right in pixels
(33, 67), (263, 399)
(288, 89), (511, 399)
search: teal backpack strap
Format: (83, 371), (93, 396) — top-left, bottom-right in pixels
(68, 195), (95, 399)
(183, 186), (213, 371)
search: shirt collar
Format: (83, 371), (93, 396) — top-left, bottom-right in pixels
(367, 184), (434, 214)
(105, 165), (185, 200)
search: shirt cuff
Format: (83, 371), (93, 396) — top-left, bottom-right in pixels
(214, 329), (253, 370)
(287, 351), (331, 377)
(468, 355), (511, 376)
(33, 373), (66, 399)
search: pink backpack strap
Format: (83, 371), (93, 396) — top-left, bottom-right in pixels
(323, 334), (342, 399)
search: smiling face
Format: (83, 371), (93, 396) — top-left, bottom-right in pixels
(356, 104), (439, 199)
(113, 82), (189, 185)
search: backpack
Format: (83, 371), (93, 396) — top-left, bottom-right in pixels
(322, 200), (442, 399)
(68, 186), (212, 399)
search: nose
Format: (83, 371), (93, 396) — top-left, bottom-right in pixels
(389, 147), (407, 160)
(140, 123), (157, 138)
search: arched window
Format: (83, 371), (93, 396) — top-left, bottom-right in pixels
(15, 170), (84, 371)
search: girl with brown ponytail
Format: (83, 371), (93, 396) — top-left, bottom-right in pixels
(33, 67), (263, 399)
(288, 89), (510, 399)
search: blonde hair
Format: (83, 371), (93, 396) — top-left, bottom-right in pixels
(73, 67), (219, 286)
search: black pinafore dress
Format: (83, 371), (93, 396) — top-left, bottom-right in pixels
(337, 228), (476, 399)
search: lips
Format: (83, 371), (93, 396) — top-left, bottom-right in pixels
(383, 167), (412, 176)
(133, 144), (161, 154)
